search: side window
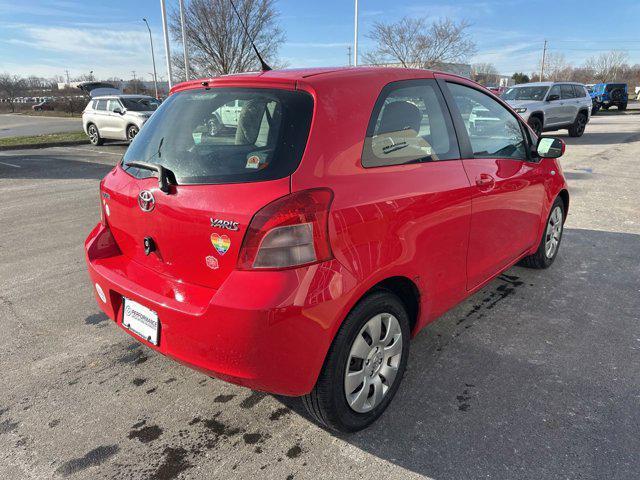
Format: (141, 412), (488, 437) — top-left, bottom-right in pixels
(560, 85), (576, 99)
(107, 99), (121, 112)
(362, 80), (459, 167)
(447, 82), (527, 161)
(95, 99), (107, 111)
(548, 85), (561, 100)
(573, 85), (586, 98)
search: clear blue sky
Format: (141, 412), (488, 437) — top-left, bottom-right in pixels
(2, 0), (640, 81)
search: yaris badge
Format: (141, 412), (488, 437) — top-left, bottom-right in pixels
(138, 190), (155, 212)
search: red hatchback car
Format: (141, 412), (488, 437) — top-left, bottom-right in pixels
(85, 67), (568, 432)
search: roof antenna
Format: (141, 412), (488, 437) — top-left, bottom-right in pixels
(228, 0), (272, 71)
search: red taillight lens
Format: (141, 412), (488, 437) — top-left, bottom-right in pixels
(238, 188), (334, 270)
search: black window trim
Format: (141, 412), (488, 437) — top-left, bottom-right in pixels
(361, 78), (461, 169)
(438, 78), (537, 163)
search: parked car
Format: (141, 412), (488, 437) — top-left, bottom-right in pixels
(502, 81), (591, 137)
(208, 98), (247, 135)
(590, 83), (628, 112)
(85, 68), (569, 432)
(82, 95), (160, 145)
(32, 100), (54, 111)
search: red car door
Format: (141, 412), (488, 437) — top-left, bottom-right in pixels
(438, 76), (546, 290)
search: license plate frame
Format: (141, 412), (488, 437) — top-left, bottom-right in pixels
(122, 297), (160, 345)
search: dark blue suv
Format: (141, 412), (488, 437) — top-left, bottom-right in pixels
(589, 83), (628, 113)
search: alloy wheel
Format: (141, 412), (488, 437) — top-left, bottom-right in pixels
(545, 206), (563, 258)
(344, 313), (403, 413)
(127, 126), (139, 141)
(88, 125), (98, 144)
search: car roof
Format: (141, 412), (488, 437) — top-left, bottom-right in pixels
(91, 94), (155, 99)
(169, 66), (453, 94)
(512, 81), (583, 87)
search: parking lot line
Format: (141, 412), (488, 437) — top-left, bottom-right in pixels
(0, 161), (20, 168)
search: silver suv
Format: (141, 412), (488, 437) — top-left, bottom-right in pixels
(82, 95), (159, 145)
(502, 82), (592, 137)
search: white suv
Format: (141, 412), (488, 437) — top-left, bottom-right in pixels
(502, 82), (592, 137)
(82, 95), (160, 145)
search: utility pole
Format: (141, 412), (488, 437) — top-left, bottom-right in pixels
(353, 0), (359, 66)
(132, 71), (137, 93)
(347, 46), (352, 66)
(160, 0), (174, 89)
(178, 0), (190, 81)
(143, 18), (159, 99)
(540, 40), (547, 82)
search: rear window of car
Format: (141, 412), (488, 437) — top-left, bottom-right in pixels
(572, 85), (587, 97)
(94, 99), (107, 111)
(121, 88), (314, 185)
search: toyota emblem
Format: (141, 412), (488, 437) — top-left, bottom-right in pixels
(138, 190), (155, 212)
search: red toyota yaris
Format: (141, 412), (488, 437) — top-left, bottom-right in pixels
(85, 67), (568, 432)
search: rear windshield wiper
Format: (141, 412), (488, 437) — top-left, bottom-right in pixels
(126, 161), (177, 194)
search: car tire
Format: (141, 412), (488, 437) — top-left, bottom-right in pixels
(302, 290), (410, 433)
(618, 103), (627, 111)
(568, 112), (587, 137)
(127, 125), (139, 142)
(519, 196), (565, 269)
(527, 116), (543, 137)
(87, 124), (104, 146)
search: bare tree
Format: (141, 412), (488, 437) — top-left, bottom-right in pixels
(0, 74), (26, 112)
(472, 63), (499, 85)
(363, 17), (476, 69)
(169, 0), (285, 78)
(125, 78), (148, 95)
(585, 51), (629, 82)
(544, 52), (573, 81)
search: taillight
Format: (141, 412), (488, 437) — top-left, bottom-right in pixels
(238, 188), (334, 270)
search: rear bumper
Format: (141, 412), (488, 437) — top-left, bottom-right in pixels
(85, 223), (356, 396)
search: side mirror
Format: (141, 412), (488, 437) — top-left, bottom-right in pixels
(113, 107), (123, 115)
(537, 137), (565, 159)
(547, 94), (560, 102)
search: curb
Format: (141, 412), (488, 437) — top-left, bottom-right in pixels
(0, 139), (89, 151)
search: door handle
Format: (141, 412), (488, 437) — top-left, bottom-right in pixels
(476, 173), (495, 189)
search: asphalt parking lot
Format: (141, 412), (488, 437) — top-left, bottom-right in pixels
(0, 114), (82, 138)
(1, 107), (639, 480)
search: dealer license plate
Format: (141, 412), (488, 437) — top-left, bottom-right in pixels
(122, 298), (159, 345)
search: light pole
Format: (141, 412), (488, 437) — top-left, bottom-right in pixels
(179, 0), (190, 81)
(160, 0), (174, 89)
(143, 18), (159, 99)
(353, 0), (359, 66)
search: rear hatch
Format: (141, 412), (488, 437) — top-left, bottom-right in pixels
(102, 85), (314, 290)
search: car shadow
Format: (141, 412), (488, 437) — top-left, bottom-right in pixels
(0, 154), (116, 180)
(550, 131), (640, 146)
(594, 109), (640, 116)
(279, 227), (640, 479)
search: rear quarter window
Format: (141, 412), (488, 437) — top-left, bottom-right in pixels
(362, 80), (459, 167)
